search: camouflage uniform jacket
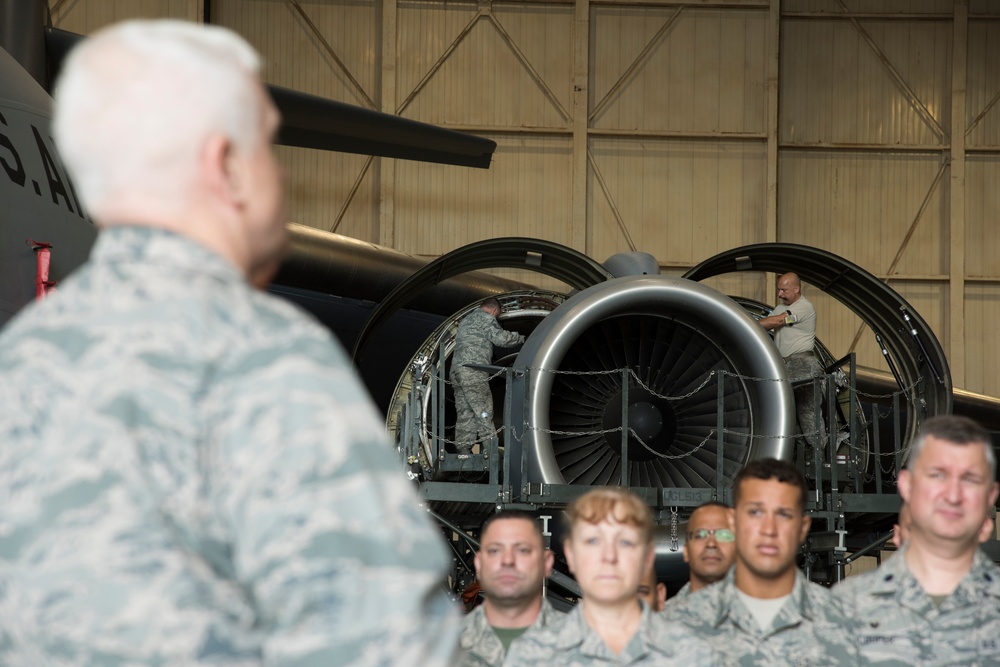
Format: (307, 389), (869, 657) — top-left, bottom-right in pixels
(665, 568), (858, 666)
(451, 308), (524, 375)
(459, 597), (561, 666)
(835, 545), (1000, 666)
(662, 581), (692, 612)
(0, 227), (460, 667)
(505, 601), (716, 666)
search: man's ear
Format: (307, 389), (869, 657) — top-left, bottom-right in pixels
(544, 548), (554, 577)
(978, 514), (996, 544)
(473, 551), (483, 579)
(656, 582), (667, 609)
(898, 469), (912, 504)
(798, 512), (812, 544)
(202, 134), (241, 206)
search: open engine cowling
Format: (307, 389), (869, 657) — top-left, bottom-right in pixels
(510, 275), (796, 489)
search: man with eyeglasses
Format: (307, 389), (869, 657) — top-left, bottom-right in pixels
(665, 459), (858, 665)
(664, 501), (735, 610)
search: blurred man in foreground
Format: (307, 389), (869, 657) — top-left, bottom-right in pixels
(451, 298), (524, 454)
(664, 501), (735, 610)
(460, 511), (559, 666)
(837, 415), (1000, 665)
(0, 20), (458, 666)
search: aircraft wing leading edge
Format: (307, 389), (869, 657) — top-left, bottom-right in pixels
(44, 27), (497, 169)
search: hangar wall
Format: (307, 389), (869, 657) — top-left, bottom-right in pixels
(49, 0), (1000, 396)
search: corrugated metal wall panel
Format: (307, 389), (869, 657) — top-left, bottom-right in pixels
(784, 1), (954, 15)
(966, 20), (1000, 148)
(781, 18), (951, 147)
(276, 146), (380, 240)
(397, 1), (572, 127)
(589, 138), (766, 264)
(966, 283), (1000, 397)
(215, 1), (379, 107)
(778, 151), (947, 276)
(966, 157), (1000, 279)
(591, 7), (767, 133)
(52, 0), (197, 32)
(393, 133), (574, 253)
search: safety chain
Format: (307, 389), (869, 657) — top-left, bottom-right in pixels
(627, 369), (717, 402)
(670, 507), (679, 551)
(855, 377), (922, 400)
(630, 427), (715, 460)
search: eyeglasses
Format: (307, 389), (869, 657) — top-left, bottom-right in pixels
(687, 528), (735, 543)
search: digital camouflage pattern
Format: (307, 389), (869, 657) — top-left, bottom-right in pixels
(450, 308), (524, 453)
(459, 597), (562, 667)
(661, 581), (692, 612)
(0, 227), (460, 666)
(505, 601), (715, 666)
(835, 545), (1000, 666)
(664, 568), (858, 667)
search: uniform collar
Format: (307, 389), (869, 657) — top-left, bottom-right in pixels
(90, 226), (242, 283)
(870, 544), (1000, 608)
(715, 568), (815, 631)
(552, 601), (657, 658)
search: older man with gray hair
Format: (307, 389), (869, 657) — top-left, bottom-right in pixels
(836, 415), (1000, 665)
(0, 20), (458, 666)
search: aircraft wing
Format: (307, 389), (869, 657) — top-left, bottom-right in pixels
(43, 27), (497, 169)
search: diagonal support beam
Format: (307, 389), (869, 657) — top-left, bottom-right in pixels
(397, 9), (484, 115)
(486, 11), (572, 123)
(835, 0), (947, 141)
(590, 6), (684, 124)
(587, 147), (637, 252)
(847, 158), (949, 354)
(329, 155), (375, 234)
(287, 0), (376, 110)
(965, 87), (1000, 138)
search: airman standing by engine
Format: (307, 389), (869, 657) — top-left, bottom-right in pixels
(758, 273), (828, 462)
(451, 298), (525, 454)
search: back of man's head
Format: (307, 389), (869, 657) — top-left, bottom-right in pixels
(481, 297), (502, 314)
(53, 20), (262, 222)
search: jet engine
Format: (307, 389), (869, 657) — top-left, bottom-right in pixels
(358, 238), (951, 588)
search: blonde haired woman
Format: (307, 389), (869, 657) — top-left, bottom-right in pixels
(506, 488), (713, 666)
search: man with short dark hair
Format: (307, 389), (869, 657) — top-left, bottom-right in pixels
(451, 298), (525, 454)
(664, 501), (735, 609)
(836, 415), (1000, 665)
(460, 511), (559, 666)
(637, 561), (667, 612)
(667, 459), (857, 665)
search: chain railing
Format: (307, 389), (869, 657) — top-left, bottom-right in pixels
(401, 350), (918, 516)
